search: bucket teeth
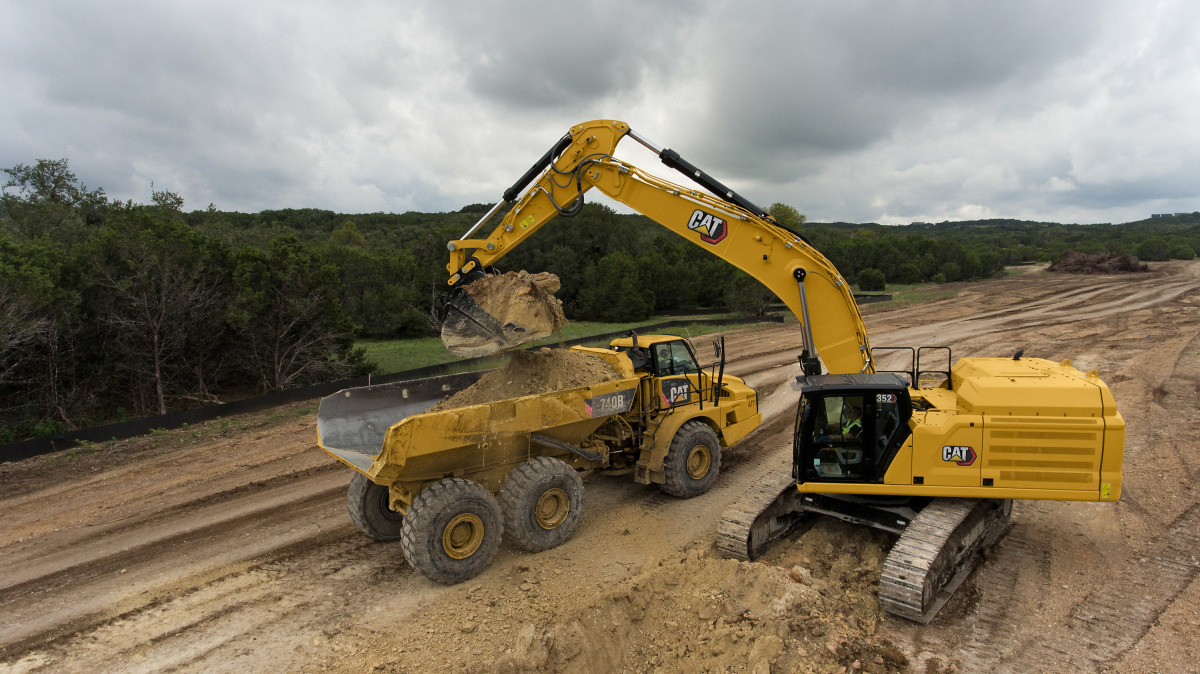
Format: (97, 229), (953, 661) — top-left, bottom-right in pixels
(441, 288), (527, 358)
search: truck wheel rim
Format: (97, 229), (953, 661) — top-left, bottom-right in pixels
(535, 488), (569, 529)
(686, 445), (712, 479)
(442, 513), (485, 559)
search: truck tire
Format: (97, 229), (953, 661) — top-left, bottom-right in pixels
(400, 478), (503, 584)
(499, 456), (585, 552)
(661, 420), (721, 498)
(347, 472), (404, 541)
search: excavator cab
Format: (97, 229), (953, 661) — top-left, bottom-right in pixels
(792, 373), (912, 484)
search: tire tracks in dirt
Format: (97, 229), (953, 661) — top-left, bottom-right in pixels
(5, 261), (1200, 671)
(0, 334), (804, 666)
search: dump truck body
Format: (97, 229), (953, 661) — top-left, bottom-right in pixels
(318, 338), (760, 583)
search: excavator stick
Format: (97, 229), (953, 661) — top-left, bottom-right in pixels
(440, 271), (568, 358)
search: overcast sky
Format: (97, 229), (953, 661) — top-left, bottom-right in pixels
(3, 1), (1198, 225)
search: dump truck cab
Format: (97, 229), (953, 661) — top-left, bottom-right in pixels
(607, 335), (761, 484)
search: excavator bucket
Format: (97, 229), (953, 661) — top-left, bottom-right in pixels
(440, 271), (568, 357)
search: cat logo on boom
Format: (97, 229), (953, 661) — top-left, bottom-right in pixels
(687, 210), (727, 244)
(942, 445), (977, 466)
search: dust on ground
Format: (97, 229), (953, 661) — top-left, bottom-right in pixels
(380, 520), (906, 674)
(430, 348), (622, 411)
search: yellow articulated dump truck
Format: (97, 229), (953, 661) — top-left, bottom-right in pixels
(318, 335), (760, 584)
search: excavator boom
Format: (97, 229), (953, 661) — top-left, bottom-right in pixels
(443, 119), (873, 375)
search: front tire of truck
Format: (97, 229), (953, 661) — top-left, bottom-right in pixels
(347, 473), (404, 541)
(500, 456), (585, 552)
(401, 478), (503, 584)
(661, 420), (721, 498)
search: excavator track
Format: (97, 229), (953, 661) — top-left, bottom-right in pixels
(716, 469), (802, 561)
(879, 498), (1012, 623)
(719, 481), (1013, 624)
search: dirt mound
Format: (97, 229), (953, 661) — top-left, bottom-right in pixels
(430, 348), (622, 411)
(1048, 251), (1149, 274)
(442, 271), (568, 357)
(377, 520), (907, 673)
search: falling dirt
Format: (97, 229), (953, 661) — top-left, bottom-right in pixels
(430, 348), (622, 412)
(441, 271), (568, 357)
(4, 261), (1200, 673)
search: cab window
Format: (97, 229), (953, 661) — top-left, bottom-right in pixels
(652, 341), (699, 376)
(809, 395), (866, 480)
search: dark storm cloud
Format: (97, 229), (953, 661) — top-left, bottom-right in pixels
(1, 0), (1197, 223)
(423, 0), (689, 111)
(679, 2), (1110, 175)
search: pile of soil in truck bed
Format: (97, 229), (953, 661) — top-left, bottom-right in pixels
(430, 348), (622, 412)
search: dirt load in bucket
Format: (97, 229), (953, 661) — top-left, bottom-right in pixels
(441, 271), (568, 357)
(430, 347), (622, 412)
(1048, 251), (1150, 274)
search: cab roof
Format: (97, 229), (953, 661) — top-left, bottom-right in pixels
(609, 334), (687, 349)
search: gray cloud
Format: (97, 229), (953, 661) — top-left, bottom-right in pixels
(1, 0), (1197, 224)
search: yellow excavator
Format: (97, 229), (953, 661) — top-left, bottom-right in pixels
(441, 119), (1125, 623)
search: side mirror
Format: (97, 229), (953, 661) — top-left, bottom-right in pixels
(627, 348), (649, 370)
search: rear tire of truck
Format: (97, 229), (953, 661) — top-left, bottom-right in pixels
(661, 420), (721, 498)
(401, 478), (503, 584)
(347, 473), (405, 541)
(500, 456), (585, 552)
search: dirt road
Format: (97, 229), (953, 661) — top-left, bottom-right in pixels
(3, 261), (1199, 673)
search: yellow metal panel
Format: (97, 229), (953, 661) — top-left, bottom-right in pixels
(910, 411), (982, 487)
(883, 439), (913, 485)
(982, 416), (1103, 491)
(1100, 410), (1125, 501)
(797, 481), (1104, 502)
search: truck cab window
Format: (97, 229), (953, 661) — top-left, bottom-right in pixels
(653, 341), (699, 376)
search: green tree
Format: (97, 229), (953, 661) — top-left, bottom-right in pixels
(86, 194), (229, 415)
(230, 234), (370, 391)
(938, 262), (962, 282)
(857, 268), (886, 291)
(894, 262), (923, 284)
(767, 203), (806, 231)
(723, 270), (776, 315)
(576, 252), (654, 322)
(1169, 242), (1195, 260)
(328, 220), (366, 248)
(2, 159), (107, 243)
(1136, 238), (1171, 261)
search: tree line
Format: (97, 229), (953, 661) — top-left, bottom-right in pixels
(3, 158), (1198, 441)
